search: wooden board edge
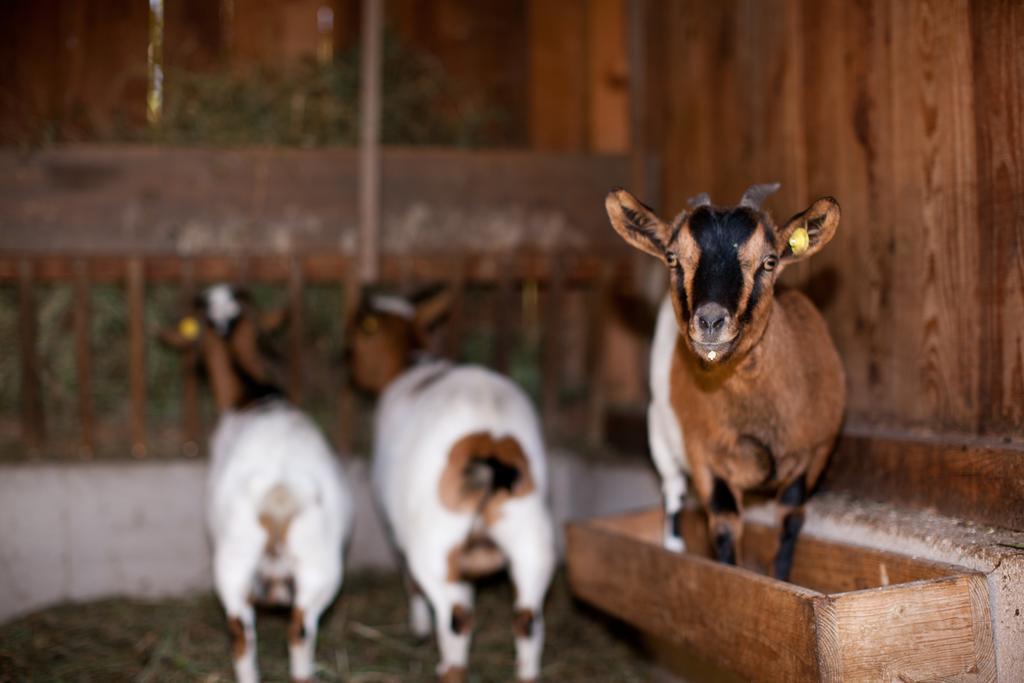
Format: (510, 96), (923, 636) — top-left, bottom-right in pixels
(823, 433), (1024, 531)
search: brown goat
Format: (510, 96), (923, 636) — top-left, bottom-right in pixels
(606, 183), (845, 581)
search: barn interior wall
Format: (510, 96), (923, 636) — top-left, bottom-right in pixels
(642, 0), (1023, 444)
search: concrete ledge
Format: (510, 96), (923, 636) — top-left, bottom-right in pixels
(0, 452), (661, 623)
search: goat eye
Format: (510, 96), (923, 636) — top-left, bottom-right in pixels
(763, 255), (779, 271)
(665, 252), (679, 268)
(361, 316), (380, 334)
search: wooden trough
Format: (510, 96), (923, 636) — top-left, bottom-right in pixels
(566, 508), (995, 682)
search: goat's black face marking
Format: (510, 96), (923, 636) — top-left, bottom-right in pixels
(709, 478), (739, 515)
(689, 206), (760, 313)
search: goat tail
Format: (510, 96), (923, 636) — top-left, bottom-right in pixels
(258, 482), (301, 554)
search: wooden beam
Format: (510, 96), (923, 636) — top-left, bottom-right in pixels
(337, 263), (361, 457)
(541, 258), (564, 436)
(585, 262), (613, 446)
(0, 251), (627, 286)
(358, 0), (382, 282)
(491, 254), (515, 373)
(127, 257), (147, 457)
(287, 257), (305, 405)
(179, 258), (200, 456)
(445, 254), (467, 360)
(822, 432), (1024, 531)
(72, 258), (95, 458)
(17, 259), (43, 453)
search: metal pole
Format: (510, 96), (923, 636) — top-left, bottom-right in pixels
(358, 0), (383, 283)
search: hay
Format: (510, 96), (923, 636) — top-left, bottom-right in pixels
(0, 572), (654, 682)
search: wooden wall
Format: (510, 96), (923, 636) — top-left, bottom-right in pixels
(641, 0), (1024, 528)
(0, 0), (629, 150)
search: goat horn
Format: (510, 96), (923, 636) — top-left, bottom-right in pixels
(687, 192), (712, 209)
(739, 182), (781, 210)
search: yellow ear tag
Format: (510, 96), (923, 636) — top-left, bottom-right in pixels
(789, 226), (810, 256)
(178, 316), (200, 341)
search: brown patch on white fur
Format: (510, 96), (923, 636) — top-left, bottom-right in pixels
(513, 608), (535, 639)
(446, 534), (507, 582)
(450, 604), (474, 635)
(288, 607), (306, 646)
(438, 432), (534, 526)
(439, 665), (467, 683)
(228, 616), (247, 660)
(258, 483), (299, 557)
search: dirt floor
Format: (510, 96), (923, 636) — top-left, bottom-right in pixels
(0, 571), (655, 683)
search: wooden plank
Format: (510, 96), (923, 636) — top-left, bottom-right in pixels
(17, 259), (43, 453)
(0, 251), (623, 286)
(491, 255), (514, 373)
(72, 259), (95, 458)
(584, 263), (613, 446)
(588, 0), (629, 154)
(445, 255), (467, 360)
(823, 432), (1024, 532)
(287, 257), (305, 405)
(127, 257), (146, 457)
(596, 508), (956, 593)
(179, 258), (200, 457)
(888, 0), (979, 432)
(541, 257), (564, 435)
(358, 0), (382, 283)
(527, 0), (587, 150)
(337, 264), (361, 457)
(831, 574), (994, 682)
(566, 517), (825, 682)
(802, 0), (899, 432)
(971, 0), (1024, 436)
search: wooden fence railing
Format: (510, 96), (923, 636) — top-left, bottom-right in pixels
(0, 250), (633, 460)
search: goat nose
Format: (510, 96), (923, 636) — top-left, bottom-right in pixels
(696, 303), (729, 333)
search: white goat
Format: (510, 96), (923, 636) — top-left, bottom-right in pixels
(347, 290), (555, 683)
(164, 284), (353, 683)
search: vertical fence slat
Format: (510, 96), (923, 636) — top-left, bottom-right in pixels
(446, 255), (467, 360)
(337, 264), (361, 456)
(180, 259), (200, 456)
(492, 255), (514, 373)
(127, 257), (147, 457)
(585, 263), (614, 447)
(542, 256), (564, 436)
(17, 259), (43, 454)
(73, 259), (95, 458)
(287, 257), (305, 405)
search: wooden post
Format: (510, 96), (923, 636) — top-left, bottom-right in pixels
(585, 263), (613, 446)
(73, 259), (95, 458)
(17, 259), (43, 454)
(127, 257), (147, 458)
(446, 255), (467, 360)
(541, 258), (564, 436)
(180, 259), (200, 457)
(627, 0), (650, 202)
(287, 257), (305, 405)
(337, 264), (361, 457)
(358, 0), (383, 283)
(492, 254), (515, 373)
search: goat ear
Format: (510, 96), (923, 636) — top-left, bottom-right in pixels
(414, 288), (453, 332)
(259, 307), (288, 334)
(777, 197), (840, 270)
(605, 189), (673, 262)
